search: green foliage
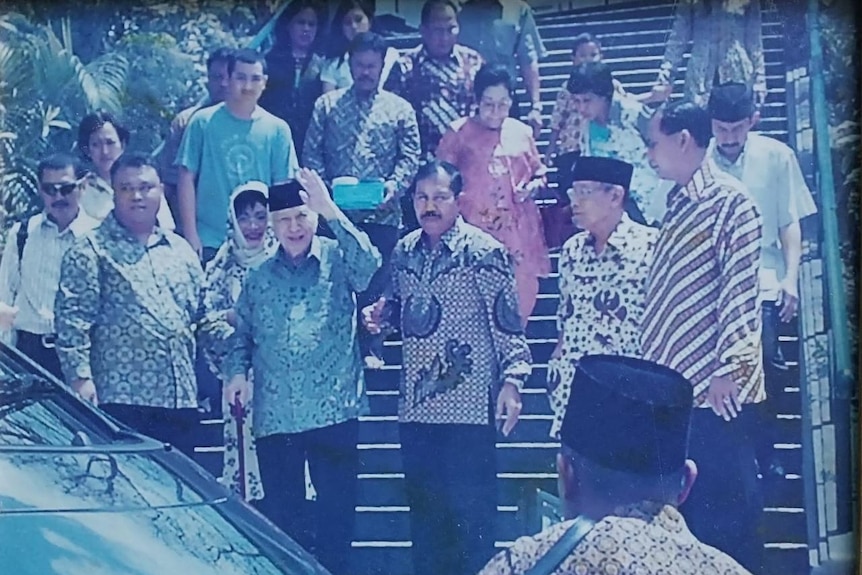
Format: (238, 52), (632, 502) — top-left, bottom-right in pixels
(818, 0), (860, 352)
(0, 1), (277, 239)
(0, 11), (128, 230)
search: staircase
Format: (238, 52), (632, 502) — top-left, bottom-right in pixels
(196, 2), (809, 573)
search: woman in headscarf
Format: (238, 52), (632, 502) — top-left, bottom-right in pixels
(198, 181), (278, 502)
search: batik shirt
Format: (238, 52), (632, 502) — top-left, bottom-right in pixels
(390, 217), (532, 425)
(640, 160), (765, 408)
(304, 86), (421, 227)
(478, 501), (753, 575)
(548, 215), (657, 438)
(55, 213), (204, 408)
(580, 92), (674, 225)
(659, 0), (766, 106)
(385, 44), (484, 158)
(223, 217), (381, 438)
(550, 78), (627, 156)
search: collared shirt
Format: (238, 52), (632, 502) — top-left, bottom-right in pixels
(304, 86), (421, 227)
(81, 174), (176, 231)
(709, 132), (818, 299)
(660, 0), (766, 105)
(0, 210), (99, 335)
(385, 44), (484, 158)
(390, 217), (532, 425)
(640, 160), (765, 408)
(55, 213), (204, 409)
(548, 215), (657, 438)
(478, 500), (752, 575)
(223, 217), (381, 438)
(580, 92), (674, 225)
(458, 0), (547, 79)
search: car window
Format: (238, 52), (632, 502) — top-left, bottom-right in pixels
(0, 451), (325, 574)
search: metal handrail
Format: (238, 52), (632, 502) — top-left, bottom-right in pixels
(806, 0), (854, 401)
(149, 1), (291, 160)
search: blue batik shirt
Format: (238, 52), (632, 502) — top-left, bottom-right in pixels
(55, 213), (204, 408)
(223, 216), (382, 437)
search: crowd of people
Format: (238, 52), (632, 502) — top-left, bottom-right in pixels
(0, 0), (818, 574)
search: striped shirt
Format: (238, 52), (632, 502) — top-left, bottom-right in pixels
(0, 211), (99, 335)
(640, 160), (765, 407)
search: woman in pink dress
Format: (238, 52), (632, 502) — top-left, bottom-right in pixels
(436, 64), (551, 325)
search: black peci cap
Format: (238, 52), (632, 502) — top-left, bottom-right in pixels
(559, 354), (694, 476)
(268, 180), (305, 212)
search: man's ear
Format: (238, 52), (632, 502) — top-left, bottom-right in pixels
(751, 110), (761, 127)
(677, 459), (698, 506)
(556, 452), (577, 502)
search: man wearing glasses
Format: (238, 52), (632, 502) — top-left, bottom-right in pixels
(0, 152), (98, 378)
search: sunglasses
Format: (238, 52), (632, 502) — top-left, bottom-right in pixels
(41, 177), (85, 197)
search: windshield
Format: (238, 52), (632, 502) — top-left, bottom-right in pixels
(0, 348), (329, 575)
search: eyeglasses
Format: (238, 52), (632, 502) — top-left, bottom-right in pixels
(567, 184), (614, 199)
(40, 177), (85, 197)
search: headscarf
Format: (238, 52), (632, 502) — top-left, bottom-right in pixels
(226, 181), (278, 269)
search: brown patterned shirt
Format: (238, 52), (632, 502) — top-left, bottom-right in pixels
(389, 217), (532, 425)
(478, 501), (753, 574)
(385, 44), (484, 159)
(640, 160), (765, 407)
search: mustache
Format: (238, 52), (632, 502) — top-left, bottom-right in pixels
(51, 200), (70, 208)
(420, 212), (441, 219)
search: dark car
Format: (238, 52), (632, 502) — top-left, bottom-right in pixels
(0, 343), (330, 575)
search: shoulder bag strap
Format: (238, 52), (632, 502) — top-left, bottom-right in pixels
(523, 515), (597, 575)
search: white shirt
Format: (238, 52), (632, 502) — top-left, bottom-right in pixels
(0, 210), (100, 336)
(709, 132), (818, 300)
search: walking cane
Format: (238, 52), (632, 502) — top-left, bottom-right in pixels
(230, 391), (247, 500)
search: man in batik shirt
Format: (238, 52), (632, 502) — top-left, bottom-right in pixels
(305, 31), (420, 365)
(642, 101), (765, 573)
(385, 0), (484, 159)
(547, 157), (657, 439)
(223, 171), (381, 575)
(55, 153), (204, 458)
(362, 161), (531, 575)
(479, 355), (752, 575)
(654, 0), (767, 107)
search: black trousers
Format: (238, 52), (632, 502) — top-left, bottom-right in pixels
(400, 423), (498, 575)
(681, 408), (764, 574)
(16, 331), (63, 380)
(356, 223), (400, 359)
(100, 403), (200, 459)
(255, 419), (359, 575)
(756, 301), (787, 467)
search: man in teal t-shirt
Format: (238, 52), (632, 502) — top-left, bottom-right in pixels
(176, 48), (299, 262)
